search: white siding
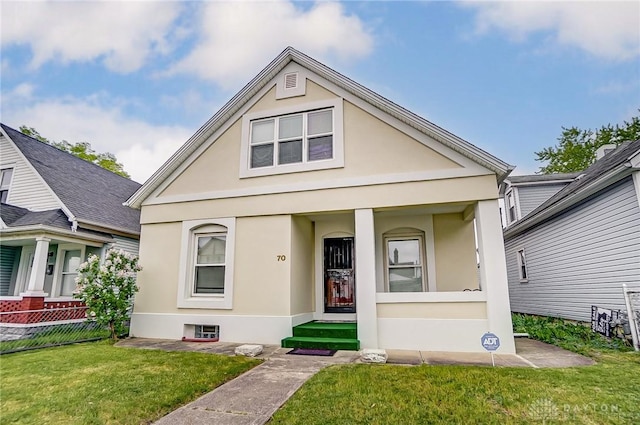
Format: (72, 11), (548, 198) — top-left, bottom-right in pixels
(0, 135), (61, 211)
(111, 236), (139, 256)
(517, 183), (567, 218)
(505, 177), (640, 322)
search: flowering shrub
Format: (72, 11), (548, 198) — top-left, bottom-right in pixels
(74, 249), (142, 341)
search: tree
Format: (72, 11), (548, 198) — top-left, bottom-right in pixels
(535, 113), (640, 174)
(19, 126), (131, 178)
(74, 249), (142, 341)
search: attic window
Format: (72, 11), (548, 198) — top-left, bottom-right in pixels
(250, 108), (333, 168)
(284, 72), (298, 89)
(240, 98), (344, 178)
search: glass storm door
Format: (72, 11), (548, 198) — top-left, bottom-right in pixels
(324, 237), (355, 313)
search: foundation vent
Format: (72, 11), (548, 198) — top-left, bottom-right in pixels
(195, 325), (219, 339)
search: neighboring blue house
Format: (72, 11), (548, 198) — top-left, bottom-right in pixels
(502, 140), (640, 322)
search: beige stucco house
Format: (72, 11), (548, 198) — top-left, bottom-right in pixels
(126, 47), (516, 353)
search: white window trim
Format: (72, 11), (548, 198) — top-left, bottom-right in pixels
(506, 189), (517, 224)
(275, 70), (307, 99)
(192, 233), (226, 297)
(177, 218), (236, 309)
(516, 248), (528, 283)
(239, 98), (344, 178)
(383, 231), (428, 293)
(0, 167), (14, 204)
(51, 243), (86, 297)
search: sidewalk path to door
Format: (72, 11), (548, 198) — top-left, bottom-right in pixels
(115, 338), (594, 425)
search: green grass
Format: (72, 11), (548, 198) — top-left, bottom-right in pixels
(0, 340), (260, 424)
(270, 351), (640, 425)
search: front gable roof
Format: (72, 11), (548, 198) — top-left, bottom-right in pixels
(1, 124), (142, 235)
(126, 47), (513, 208)
(504, 139), (640, 237)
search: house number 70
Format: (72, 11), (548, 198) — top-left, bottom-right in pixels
(277, 255), (286, 262)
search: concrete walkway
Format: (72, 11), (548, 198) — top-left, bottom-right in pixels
(115, 338), (594, 424)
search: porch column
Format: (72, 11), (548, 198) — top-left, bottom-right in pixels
(21, 236), (50, 297)
(474, 200), (516, 354)
(355, 208), (378, 349)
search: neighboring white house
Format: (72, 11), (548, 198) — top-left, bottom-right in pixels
(126, 47), (517, 353)
(0, 124), (141, 314)
(503, 140), (640, 322)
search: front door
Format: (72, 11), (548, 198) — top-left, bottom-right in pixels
(324, 237), (355, 313)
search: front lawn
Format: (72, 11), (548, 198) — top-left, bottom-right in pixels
(0, 341), (260, 424)
(270, 350), (640, 425)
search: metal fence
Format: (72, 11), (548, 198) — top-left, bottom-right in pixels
(0, 306), (110, 354)
(623, 284), (640, 351)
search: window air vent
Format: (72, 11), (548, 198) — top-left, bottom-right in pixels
(284, 72), (298, 89)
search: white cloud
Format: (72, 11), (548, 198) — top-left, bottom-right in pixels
(1, 1), (182, 73)
(2, 95), (192, 183)
(166, 1), (374, 87)
(461, 1), (640, 61)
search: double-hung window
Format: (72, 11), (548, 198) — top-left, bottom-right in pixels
(386, 235), (426, 292)
(240, 98), (343, 178)
(60, 249), (82, 296)
(193, 234), (226, 295)
(178, 218), (235, 309)
(506, 191), (516, 223)
(517, 249), (528, 282)
(250, 108), (333, 168)
(0, 168), (14, 203)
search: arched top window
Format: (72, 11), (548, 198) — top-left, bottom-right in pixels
(178, 218), (235, 309)
(383, 228), (427, 293)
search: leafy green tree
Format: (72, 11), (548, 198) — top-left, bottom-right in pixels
(535, 113), (640, 174)
(74, 249), (142, 341)
(19, 126), (131, 178)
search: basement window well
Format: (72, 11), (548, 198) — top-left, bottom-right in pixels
(182, 325), (220, 342)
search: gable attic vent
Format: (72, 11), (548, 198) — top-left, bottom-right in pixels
(284, 72), (298, 89)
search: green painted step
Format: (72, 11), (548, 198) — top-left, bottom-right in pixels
(282, 321), (360, 351)
(292, 322), (357, 339)
(281, 336), (360, 351)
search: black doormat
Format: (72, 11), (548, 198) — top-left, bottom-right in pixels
(287, 348), (337, 356)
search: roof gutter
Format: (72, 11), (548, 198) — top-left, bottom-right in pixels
(504, 163), (634, 238)
(76, 218), (140, 237)
(0, 224), (115, 243)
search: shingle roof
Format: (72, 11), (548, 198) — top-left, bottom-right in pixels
(0, 203), (70, 229)
(1, 124), (141, 235)
(506, 139), (640, 234)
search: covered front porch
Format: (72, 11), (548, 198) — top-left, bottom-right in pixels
(287, 199), (515, 353)
(0, 227), (112, 309)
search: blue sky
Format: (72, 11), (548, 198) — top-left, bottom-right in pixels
(2, 1), (638, 183)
